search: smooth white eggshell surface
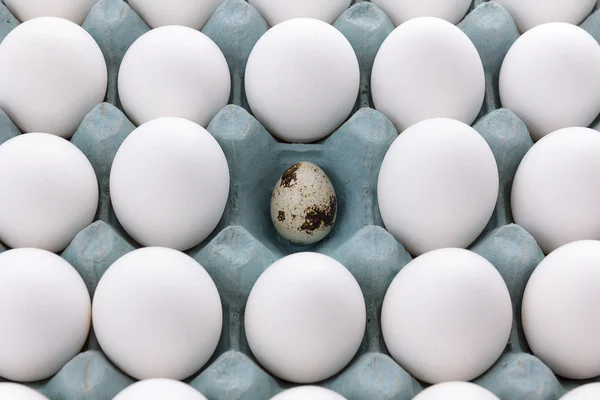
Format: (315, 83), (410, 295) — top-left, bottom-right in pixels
(372, 17), (484, 132)
(511, 127), (600, 254)
(377, 118), (498, 256)
(113, 379), (208, 400)
(245, 252), (366, 383)
(110, 117), (229, 250)
(495, 0), (595, 32)
(271, 162), (337, 245)
(4, 0), (97, 24)
(560, 383), (600, 400)
(0, 383), (49, 400)
(382, 248), (512, 384)
(128, 0), (224, 29)
(522, 241), (600, 379)
(0, 249), (91, 382)
(413, 382), (500, 400)
(245, 18), (359, 143)
(0, 133), (98, 253)
(248, 0), (351, 25)
(499, 23), (600, 141)
(92, 247), (223, 380)
(371, 0), (472, 26)
(118, 26), (230, 127)
(270, 386), (348, 400)
(0, 17), (107, 138)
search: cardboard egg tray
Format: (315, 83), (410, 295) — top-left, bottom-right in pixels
(1, 0), (600, 398)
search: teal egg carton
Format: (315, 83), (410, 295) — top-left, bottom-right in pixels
(1, 0), (600, 398)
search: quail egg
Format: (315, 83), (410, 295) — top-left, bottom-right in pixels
(271, 162), (337, 245)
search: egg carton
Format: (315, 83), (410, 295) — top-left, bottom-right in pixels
(0, 0), (600, 399)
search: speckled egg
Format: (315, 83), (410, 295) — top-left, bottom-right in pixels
(271, 162), (337, 245)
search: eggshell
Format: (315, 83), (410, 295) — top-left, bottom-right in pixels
(245, 252), (366, 383)
(118, 25), (230, 127)
(92, 247), (223, 380)
(4, 0), (98, 24)
(271, 162), (337, 245)
(270, 386), (347, 400)
(499, 23), (600, 141)
(495, 0), (595, 32)
(0, 383), (49, 400)
(371, 0), (472, 26)
(113, 379), (208, 400)
(245, 18), (359, 143)
(372, 17), (484, 132)
(413, 382), (500, 400)
(522, 241), (600, 379)
(0, 249), (91, 382)
(128, 0), (225, 30)
(382, 248), (512, 384)
(248, 0), (351, 26)
(560, 383), (600, 400)
(511, 127), (600, 254)
(0, 133), (99, 253)
(110, 117), (229, 251)
(377, 118), (498, 256)
(0, 17), (107, 138)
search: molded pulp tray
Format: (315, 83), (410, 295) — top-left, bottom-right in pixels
(1, 0), (600, 399)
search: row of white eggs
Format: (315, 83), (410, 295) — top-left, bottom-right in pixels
(3, 0), (597, 32)
(1, 113), (596, 263)
(0, 113), (594, 274)
(3, 242), (600, 398)
(3, 242), (600, 384)
(2, 1), (600, 143)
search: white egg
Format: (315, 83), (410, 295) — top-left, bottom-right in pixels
(413, 382), (500, 400)
(499, 23), (600, 141)
(382, 248), (512, 384)
(0, 17), (107, 138)
(248, 0), (351, 26)
(0, 133), (98, 253)
(372, 17), (484, 132)
(270, 386), (347, 400)
(523, 241), (600, 379)
(377, 118), (498, 256)
(118, 25), (230, 127)
(113, 379), (208, 400)
(245, 18), (359, 143)
(0, 383), (49, 400)
(560, 383), (600, 400)
(511, 127), (600, 254)
(110, 117), (229, 251)
(371, 0), (472, 26)
(245, 252), (366, 383)
(0, 249), (91, 382)
(495, 0), (595, 32)
(128, 0), (225, 30)
(271, 162), (337, 245)
(92, 247), (223, 380)
(4, 0), (97, 25)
